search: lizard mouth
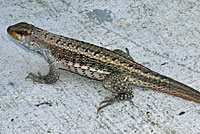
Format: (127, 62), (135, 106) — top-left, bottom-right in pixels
(7, 26), (22, 41)
(8, 32), (21, 41)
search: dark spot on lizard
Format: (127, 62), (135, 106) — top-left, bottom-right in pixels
(85, 48), (90, 52)
(44, 34), (48, 38)
(72, 58), (76, 63)
(120, 61), (126, 64)
(80, 46), (85, 50)
(104, 53), (110, 57)
(66, 42), (72, 46)
(56, 39), (61, 43)
(128, 64), (133, 67)
(94, 51), (100, 55)
(75, 45), (81, 49)
(112, 57), (118, 61)
(57, 55), (61, 60)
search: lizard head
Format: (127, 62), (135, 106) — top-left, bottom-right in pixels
(7, 22), (33, 42)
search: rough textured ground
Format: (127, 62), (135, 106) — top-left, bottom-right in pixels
(0, 0), (200, 134)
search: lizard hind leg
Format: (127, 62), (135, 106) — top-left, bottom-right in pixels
(97, 72), (133, 113)
(113, 48), (134, 61)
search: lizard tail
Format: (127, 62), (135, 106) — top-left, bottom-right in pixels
(153, 78), (200, 103)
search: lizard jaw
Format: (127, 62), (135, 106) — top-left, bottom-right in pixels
(8, 31), (22, 42)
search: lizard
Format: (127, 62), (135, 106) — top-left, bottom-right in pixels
(7, 22), (200, 113)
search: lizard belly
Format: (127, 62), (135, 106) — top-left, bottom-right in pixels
(58, 60), (106, 80)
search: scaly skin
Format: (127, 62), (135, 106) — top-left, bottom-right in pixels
(7, 22), (200, 113)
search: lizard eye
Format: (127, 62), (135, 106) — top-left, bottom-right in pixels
(17, 31), (28, 35)
(18, 31), (24, 35)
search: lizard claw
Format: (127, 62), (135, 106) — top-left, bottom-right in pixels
(25, 72), (35, 80)
(25, 72), (46, 83)
(97, 98), (114, 114)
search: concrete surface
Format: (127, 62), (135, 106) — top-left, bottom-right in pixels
(0, 0), (200, 134)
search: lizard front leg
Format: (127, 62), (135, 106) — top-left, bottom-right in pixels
(97, 72), (133, 113)
(26, 50), (60, 84)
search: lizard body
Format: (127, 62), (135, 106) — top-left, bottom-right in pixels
(7, 22), (200, 113)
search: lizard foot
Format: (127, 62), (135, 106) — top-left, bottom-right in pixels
(97, 97), (115, 114)
(26, 72), (49, 84)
